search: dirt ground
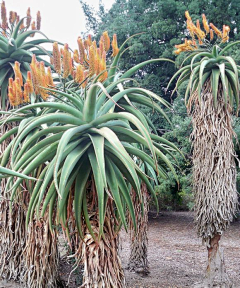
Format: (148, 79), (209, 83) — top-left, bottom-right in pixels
(1, 211), (240, 287)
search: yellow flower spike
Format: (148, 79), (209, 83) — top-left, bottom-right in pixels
(210, 29), (214, 41)
(8, 86), (16, 106)
(14, 61), (23, 86)
(26, 7), (31, 28)
(77, 37), (85, 64)
(15, 78), (23, 105)
(99, 39), (104, 57)
(88, 34), (92, 46)
(196, 19), (200, 30)
(23, 83), (30, 103)
(222, 25), (230, 43)
(27, 71), (34, 93)
(185, 11), (192, 21)
(82, 70), (89, 88)
(52, 42), (61, 74)
(1, 1), (8, 30)
(174, 49), (182, 55)
(89, 45), (95, 77)
(73, 49), (80, 63)
(36, 11), (41, 30)
(102, 31), (110, 52)
(92, 40), (97, 52)
(74, 65), (84, 84)
(84, 39), (89, 50)
(62, 44), (72, 79)
(46, 67), (54, 88)
(202, 14), (209, 34)
(210, 23), (222, 38)
(95, 50), (101, 75)
(111, 34), (119, 57)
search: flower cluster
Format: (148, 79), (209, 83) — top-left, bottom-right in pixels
(175, 12), (230, 54)
(0, 1), (41, 35)
(8, 57), (55, 106)
(52, 31), (119, 87)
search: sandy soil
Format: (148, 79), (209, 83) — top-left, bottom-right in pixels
(1, 212), (240, 287)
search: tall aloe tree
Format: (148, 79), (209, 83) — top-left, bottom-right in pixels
(3, 36), (178, 287)
(0, 2), (59, 283)
(169, 12), (239, 287)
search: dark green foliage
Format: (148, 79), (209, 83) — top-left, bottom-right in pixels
(80, 0), (240, 102)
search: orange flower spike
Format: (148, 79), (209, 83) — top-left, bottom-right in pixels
(27, 71), (34, 93)
(23, 83), (30, 103)
(52, 42), (61, 74)
(82, 70), (89, 88)
(88, 34), (92, 46)
(62, 44), (71, 79)
(46, 67), (54, 87)
(15, 78), (23, 105)
(9, 11), (16, 24)
(102, 31), (110, 52)
(36, 11), (41, 30)
(31, 21), (36, 30)
(8, 78), (16, 106)
(222, 25), (230, 43)
(74, 65), (84, 83)
(185, 11), (192, 21)
(8, 86), (16, 106)
(210, 23), (222, 38)
(202, 14), (209, 34)
(99, 39), (104, 57)
(31, 21), (36, 37)
(84, 39), (89, 50)
(95, 51), (101, 75)
(77, 37), (85, 64)
(73, 49), (80, 63)
(210, 29), (214, 41)
(26, 7), (31, 28)
(196, 19), (200, 30)
(1, 1), (8, 30)
(89, 45), (95, 76)
(111, 34), (119, 57)
(14, 62), (23, 86)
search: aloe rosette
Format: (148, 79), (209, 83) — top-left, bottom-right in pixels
(0, 2), (57, 109)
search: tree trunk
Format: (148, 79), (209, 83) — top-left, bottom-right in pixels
(23, 215), (60, 288)
(0, 121), (27, 281)
(127, 183), (150, 275)
(189, 81), (237, 287)
(0, 117), (60, 287)
(74, 195), (125, 288)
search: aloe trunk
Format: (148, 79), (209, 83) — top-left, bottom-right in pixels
(23, 214), (60, 287)
(128, 183), (150, 275)
(76, 194), (125, 287)
(190, 81), (237, 287)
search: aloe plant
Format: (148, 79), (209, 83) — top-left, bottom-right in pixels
(0, 2), (56, 109)
(1, 32), (180, 287)
(169, 12), (239, 286)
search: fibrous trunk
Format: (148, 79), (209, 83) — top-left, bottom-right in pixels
(74, 187), (125, 288)
(0, 117), (59, 287)
(128, 183), (150, 275)
(0, 121), (27, 281)
(23, 215), (60, 288)
(189, 81), (238, 287)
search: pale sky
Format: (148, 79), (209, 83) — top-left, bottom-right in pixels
(5, 0), (114, 49)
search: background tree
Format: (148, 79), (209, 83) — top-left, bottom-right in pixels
(170, 12), (239, 286)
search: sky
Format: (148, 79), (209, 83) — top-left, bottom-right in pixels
(5, 0), (114, 49)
